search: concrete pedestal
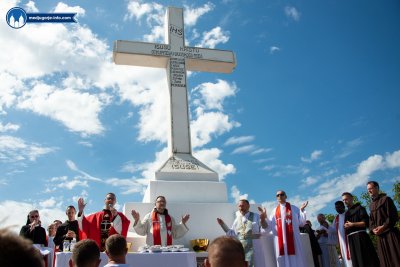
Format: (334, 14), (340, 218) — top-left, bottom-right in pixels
(142, 180), (228, 203)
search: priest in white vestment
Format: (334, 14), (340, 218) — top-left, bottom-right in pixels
(334, 201), (352, 267)
(217, 199), (268, 267)
(131, 196), (189, 246)
(268, 190), (308, 267)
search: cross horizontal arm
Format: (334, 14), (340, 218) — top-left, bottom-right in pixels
(186, 47), (236, 74)
(113, 40), (169, 68)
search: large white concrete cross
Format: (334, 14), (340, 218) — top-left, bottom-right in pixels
(113, 7), (236, 158)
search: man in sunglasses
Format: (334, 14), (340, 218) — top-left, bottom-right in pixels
(268, 190), (308, 267)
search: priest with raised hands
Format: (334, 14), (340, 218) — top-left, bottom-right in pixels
(216, 199), (268, 267)
(268, 190), (308, 267)
(131, 195), (190, 246)
(77, 193), (130, 251)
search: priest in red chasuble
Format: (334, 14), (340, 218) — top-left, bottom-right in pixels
(77, 193), (130, 251)
(267, 190), (308, 267)
(131, 195), (190, 246)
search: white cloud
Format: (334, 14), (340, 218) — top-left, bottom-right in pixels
(58, 178), (89, 190)
(78, 141), (93, 147)
(195, 148), (236, 180)
(0, 72), (24, 113)
(301, 150), (323, 163)
(66, 160), (78, 171)
(230, 185), (248, 203)
(385, 150), (400, 168)
(124, 1), (163, 23)
(301, 176), (319, 187)
(121, 161), (142, 174)
(224, 135), (255, 146)
(193, 79), (237, 111)
(184, 3), (214, 27)
(285, 150), (400, 222)
(254, 158), (275, 164)
(191, 111), (240, 148)
(197, 27), (230, 49)
(52, 2), (85, 17)
(39, 197), (58, 208)
(284, 6), (301, 21)
(0, 135), (55, 162)
(0, 122), (19, 132)
(66, 160), (102, 182)
(270, 46), (280, 54)
(104, 178), (143, 195)
(144, 25), (165, 43)
(337, 137), (363, 159)
(0, 2), (113, 136)
(0, 200), (65, 233)
(24, 1), (38, 12)
(17, 85), (105, 136)
(262, 165), (275, 171)
(232, 145), (256, 155)
(251, 148), (272, 155)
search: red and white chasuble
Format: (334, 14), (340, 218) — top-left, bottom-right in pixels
(152, 210), (172, 246)
(268, 202), (307, 267)
(78, 210), (130, 250)
(134, 209), (188, 246)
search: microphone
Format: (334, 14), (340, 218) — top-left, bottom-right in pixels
(108, 203), (113, 209)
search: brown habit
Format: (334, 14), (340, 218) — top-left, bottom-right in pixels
(369, 194), (400, 267)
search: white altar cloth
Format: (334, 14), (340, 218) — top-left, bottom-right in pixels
(54, 251), (196, 267)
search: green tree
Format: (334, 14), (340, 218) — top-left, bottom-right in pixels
(325, 213), (335, 224)
(392, 181), (400, 232)
(393, 181), (400, 208)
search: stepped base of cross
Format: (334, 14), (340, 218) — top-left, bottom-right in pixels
(121, 155), (314, 267)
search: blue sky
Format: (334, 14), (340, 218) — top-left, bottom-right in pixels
(1, 0), (399, 231)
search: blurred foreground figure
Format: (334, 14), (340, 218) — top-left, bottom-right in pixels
(72, 239), (101, 267)
(104, 234), (129, 267)
(204, 236), (248, 267)
(0, 228), (44, 267)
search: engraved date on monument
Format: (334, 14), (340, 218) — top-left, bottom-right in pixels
(171, 159), (200, 170)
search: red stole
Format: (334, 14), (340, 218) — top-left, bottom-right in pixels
(152, 211), (172, 246)
(275, 202), (295, 256)
(335, 214), (350, 260)
(80, 211), (130, 249)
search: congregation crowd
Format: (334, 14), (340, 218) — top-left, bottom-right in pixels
(0, 181), (398, 267)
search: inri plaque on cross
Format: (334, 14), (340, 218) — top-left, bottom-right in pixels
(113, 7), (236, 181)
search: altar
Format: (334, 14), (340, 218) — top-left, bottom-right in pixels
(54, 251), (196, 267)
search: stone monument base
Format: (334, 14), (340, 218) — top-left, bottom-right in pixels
(142, 180), (228, 203)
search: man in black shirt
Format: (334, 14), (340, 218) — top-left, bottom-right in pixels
(342, 192), (379, 267)
(54, 205), (80, 251)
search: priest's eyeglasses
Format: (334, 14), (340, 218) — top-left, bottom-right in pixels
(276, 193), (285, 197)
(30, 215), (39, 218)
